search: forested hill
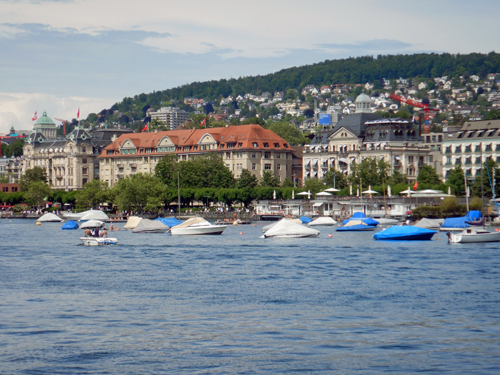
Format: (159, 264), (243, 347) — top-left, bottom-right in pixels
(96, 52), (500, 124)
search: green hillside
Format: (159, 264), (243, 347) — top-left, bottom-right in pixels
(87, 52), (500, 128)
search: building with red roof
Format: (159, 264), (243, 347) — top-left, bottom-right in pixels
(98, 124), (295, 186)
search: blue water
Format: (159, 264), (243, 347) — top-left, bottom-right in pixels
(1, 220), (499, 374)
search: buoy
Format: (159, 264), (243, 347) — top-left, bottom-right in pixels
(496, 228), (499, 232)
(233, 221), (238, 226)
(239, 232), (243, 235)
(328, 234), (332, 238)
(36, 221), (41, 226)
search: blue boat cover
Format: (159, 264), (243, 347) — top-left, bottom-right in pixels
(62, 220), (79, 230)
(154, 217), (183, 227)
(352, 212), (366, 219)
(441, 216), (469, 229)
(336, 224), (374, 231)
(299, 216), (312, 223)
(374, 225), (436, 240)
(465, 210), (482, 221)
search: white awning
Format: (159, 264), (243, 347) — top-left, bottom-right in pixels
(375, 142), (380, 147)
(381, 142), (386, 147)
(312, 170), (318, 176)
(322, 158), (328, 162)
(306, 170), (310, 176)
(313, 158), (318, 165)
(313, 202), (323, 207)
(339, 158), (348, 163)
(330, 157), (335, 162)
(378, 156), (384, 160)
(306, 159), (311, 165)
(394, 155), (401, 161)
(350, 156), (356, 161)
(361, 156), (367, 160)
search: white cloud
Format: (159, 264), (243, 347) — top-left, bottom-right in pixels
(0, 93), (114, 134)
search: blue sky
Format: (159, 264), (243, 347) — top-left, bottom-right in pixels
(0, 0), (499, 134)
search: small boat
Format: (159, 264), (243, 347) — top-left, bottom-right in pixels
(336, 220), (376, 231)
(132, 219), (168, 233)
(80, 236), (118, 246)
(373, 218), (399, 225)
(414, 218), (445, 230)
(38, 213), (63, 222)
(374, 225), (436, 241)
(170, 217), (226, 235)
(448, 228), (500, 243)
(464, 216), (485, 226)
(263, 218), (320, 238)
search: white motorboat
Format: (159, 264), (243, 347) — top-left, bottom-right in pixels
(170, 217), (226, 235)
(80, 236), (118, 246)
(263, 218), (320, 238)
(448, 228), (500, 243)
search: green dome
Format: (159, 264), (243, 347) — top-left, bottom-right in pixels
(34, 111), (56, 126)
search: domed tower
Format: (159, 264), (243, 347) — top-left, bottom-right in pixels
(33, 111), (57, 139)
(355, 92), (372, 113)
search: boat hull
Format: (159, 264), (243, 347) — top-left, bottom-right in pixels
(374, 233), (435, 241)
(264, 233), (320, 238)
(170, 226), (226, 235)
(449, 230), (500, 243)
(336, 226), (376, 231)
(80, 237), (118, 246)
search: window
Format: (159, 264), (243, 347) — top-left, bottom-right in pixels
(408, 156), (414, 163)
(274, 143), (279, 148)
(82, 158), (87, 164)
(183, 146), (191, 151)
(220, 144), (224, 149)
(227, 143), (236, 149)
(82, 147), (86, 153)
(277, 164), (281, 170)
(455, 146), (461, 153)
(253, 142), (258, 148)
(251, 153), (257, 159)
(200, 144), (211, 151)
(264, 152), (271, 159)
(264, 164), (271, 170)
(263, 143), (269, 148)
(82, 167), (88, 175)
(252, 163), (256, 170)
(238, 143), (242, 148)
(475, 145), (481, 152)
(226, 152), (230, 159)
(276, 153), (280, 159)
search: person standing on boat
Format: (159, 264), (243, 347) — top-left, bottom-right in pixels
(85, 228), (91, 237)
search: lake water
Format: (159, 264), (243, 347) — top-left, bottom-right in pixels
(1, 219), (499, 374)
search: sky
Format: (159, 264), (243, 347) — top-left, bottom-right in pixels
(0, 0), (499, 134)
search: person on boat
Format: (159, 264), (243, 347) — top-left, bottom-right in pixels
(101, 229), (108, 238)
(85, 228), (91, 237)
(92, 228), (99, 237)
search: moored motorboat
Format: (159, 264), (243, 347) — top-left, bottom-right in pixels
(80, 236), (118, 246)
(170, 217), (226, 235)
(336, 220), (376, 231)
(263, 218), (320, 238)
(374, 225), (436, 241)
(448, 228), (500, 243)
(308, 217), (337, 226)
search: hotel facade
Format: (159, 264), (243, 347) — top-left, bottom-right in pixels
(98, 124), (294, 186)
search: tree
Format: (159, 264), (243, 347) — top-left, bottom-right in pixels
(388, 169), (408, 185)
(112, 173), (170, 212)
(447, 166), (465, 195)
(260, 171), (280, 187)
(238, 169), (258, 189)
(348, 157), (389, 187)
(76, 180), (109, 209)
(268, 121), (309, 145)
(417, 165), (441, 185)
(322, 168), (347, 190)
(19, 167), (47, 191)
(25, 181), (51, 208)
(303, 178), (324, 195)
(155, 154), (179, 187)
(281, 177), (294, 188)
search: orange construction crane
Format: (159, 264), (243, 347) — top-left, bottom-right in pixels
(54, 118), (69, 136)
(388, 93), (439, 134)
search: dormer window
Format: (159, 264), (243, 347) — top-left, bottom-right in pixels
(263, 142), (269, 148)
(253, 142), (258, 148)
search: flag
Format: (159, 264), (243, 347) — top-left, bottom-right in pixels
(77, 108), (80, 119)
(413, 181), (418, 190)
(142, 122), (149, 132)
(199, 117), (206, 127)
(32, 111), (37, 121)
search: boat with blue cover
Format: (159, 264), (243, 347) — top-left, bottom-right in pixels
(374, 225), (436, 241)
(336, 220), (377, 231)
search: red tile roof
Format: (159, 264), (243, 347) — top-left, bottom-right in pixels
(99, 124), (291, 158)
